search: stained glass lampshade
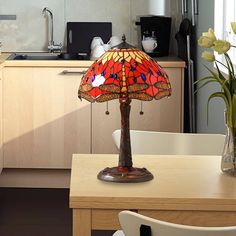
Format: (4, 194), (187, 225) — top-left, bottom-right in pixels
(78, 36), (171, 183)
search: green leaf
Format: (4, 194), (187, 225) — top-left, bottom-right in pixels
(232, 95), (236, 127)
(226, 59), (233, 81)
(211, 63), (233, 123)
(215, 63), (231, 92)
(232, 80), (236, 94)
(204, 65), (232, 111)
(215, 61), (225, 77)
(193, 76), (214, 85)
(194, 79), (216, 94)
(225, 53), (235, 77)
(207, 92), (230, 125)
(224, 55), (234, 93)
(197, 63), (234, 127)
(215, 63), (227, 82)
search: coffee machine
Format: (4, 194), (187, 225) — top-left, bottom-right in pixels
(136, 16), (172, 57)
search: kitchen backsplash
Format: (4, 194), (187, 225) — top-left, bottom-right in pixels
(0, 0), (181, 53)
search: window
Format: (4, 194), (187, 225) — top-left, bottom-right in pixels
(214, 0), (236, 71)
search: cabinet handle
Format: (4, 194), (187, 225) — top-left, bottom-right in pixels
(182, 0), (188, 15)
(194, 0), (198, 15)
(184, 0), (188, 13)
(61, 70), (87, 75)
(191, 0), (196, 26)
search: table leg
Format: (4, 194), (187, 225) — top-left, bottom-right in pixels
(73, 209), (91, 236)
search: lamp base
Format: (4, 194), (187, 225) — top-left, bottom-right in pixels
(97, 166), (153, 183)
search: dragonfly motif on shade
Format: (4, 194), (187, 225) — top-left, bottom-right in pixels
(78, 48), (171, 103)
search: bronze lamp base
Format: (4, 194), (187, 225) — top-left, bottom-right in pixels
(97, 166), (153, 183)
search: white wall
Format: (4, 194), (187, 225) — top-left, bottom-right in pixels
(195, 0), (226, 134)
(65, 0), (131, 45)
(0, 0), (65, 52)
(0, 0), (180, 52)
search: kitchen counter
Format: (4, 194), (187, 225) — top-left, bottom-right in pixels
(0, 53), (185, 68)
(0, 53), (11, 68)
(154, 56), (186, 68)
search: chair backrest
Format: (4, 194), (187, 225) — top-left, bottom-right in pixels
(118, 211), (236, 236)
(112, 130), (225, 155)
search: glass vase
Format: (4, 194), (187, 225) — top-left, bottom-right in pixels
(221, 113), (236, 176)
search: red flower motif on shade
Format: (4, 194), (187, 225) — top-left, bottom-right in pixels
(78, 48), (171, 102)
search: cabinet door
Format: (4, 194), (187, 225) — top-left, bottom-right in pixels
(92, 100), (120, 154)
(0, 67), (2, 173)
(92, 67), (184, 154)
(3, 67), (91, 168)
(131, 67), (183, 132)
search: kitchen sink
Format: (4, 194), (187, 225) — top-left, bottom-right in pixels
(7, 52), (89, 60)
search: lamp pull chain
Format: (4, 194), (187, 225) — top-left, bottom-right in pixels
(105, 102), (110, 115)
(140, 101), (144, 115)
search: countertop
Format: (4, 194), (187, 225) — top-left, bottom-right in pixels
(0, 53), (185, 68)
(0, 53), (11, 68)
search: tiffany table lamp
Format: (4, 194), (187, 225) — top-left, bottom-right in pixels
(78, 36), (171, 183)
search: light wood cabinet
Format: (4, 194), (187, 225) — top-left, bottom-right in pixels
(92, 67), (184, 154)
(3, 67), (91, 169)
(0, 67), (3, 173)
(2, 61), (184, 170)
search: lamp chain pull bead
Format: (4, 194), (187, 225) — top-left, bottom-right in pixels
(105, 101), (110, 115)
(140, 101), (144, 115)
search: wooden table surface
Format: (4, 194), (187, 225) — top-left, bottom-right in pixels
(70, 154), (236, 236)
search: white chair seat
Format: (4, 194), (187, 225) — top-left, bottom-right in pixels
(112, 230), (125, 236)
(112, 130), (225, 155)
(118, 210), (236, 236)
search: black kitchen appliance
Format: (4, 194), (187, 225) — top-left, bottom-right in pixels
(174, 0), (199, 133)
(67, 22), (112, 56)
(136, 16), (171, 57)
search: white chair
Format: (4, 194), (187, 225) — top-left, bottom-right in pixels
(115, 210), (236, 236)
(112, 130), (225, 155)
(112, 131), (226, 236)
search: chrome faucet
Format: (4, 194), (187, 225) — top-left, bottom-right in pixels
(42, 7), (62, 53)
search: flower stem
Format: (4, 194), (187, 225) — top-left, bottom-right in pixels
(215, 60), (227, 69)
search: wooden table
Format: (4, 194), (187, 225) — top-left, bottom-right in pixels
(69, 154), (236, 236)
